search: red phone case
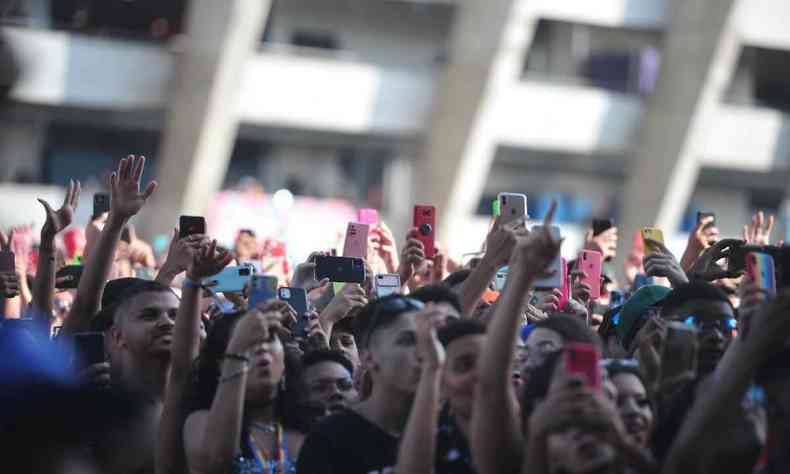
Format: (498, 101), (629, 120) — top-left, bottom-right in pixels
(565, 342), (601, 389)
(343, 223), (370, 259)
(578, 250), (603, 300)
(413, 205), (436, 259)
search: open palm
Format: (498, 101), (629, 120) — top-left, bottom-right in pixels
(39, 179), (81, 239)
(110, 155), (157, 220)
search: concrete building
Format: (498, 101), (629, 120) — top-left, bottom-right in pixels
(2, 0), (790, 266)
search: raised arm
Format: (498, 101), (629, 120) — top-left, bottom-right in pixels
(395, 305), (446, 474)
(157, 239), (230, 474)
(458, 217), (516, 316)
(32, 180), (80, 323)
(156, 229), (206, 287)
(62, 156), (157, 335)
(471, 202), (561, 474)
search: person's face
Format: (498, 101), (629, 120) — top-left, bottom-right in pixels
(113, 291), (179, 358)
(612, 373), (654, 448)
(245, 330), (285, 402)
(522, 328), (563, 373)
(431, 302), (461, 326)
(443, 334), (485, 420)
(330, 330), (360, 368)
(235, 233), (257, 258)
(366, 311), (420, 394)
(302, 361), (357, 413)
(667, 299), (735, 374)
(547, 427), (617, 474)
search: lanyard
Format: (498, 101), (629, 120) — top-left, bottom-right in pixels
(249, 423), (285, 474)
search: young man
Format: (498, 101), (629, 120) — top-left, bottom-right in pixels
(301, 349), (358, 415)
(297, 295), (426, 474)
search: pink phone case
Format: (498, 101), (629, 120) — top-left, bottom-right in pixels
(565, 342), (601, 389)
(358, 208), (380, 226)
(558, 258), (569, 310)
(343, 223), (370, 259)
(578, 250), (603, 300)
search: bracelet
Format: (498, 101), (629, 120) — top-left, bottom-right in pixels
(222, 352), (251, 363)
(219, 367), (248, 384)
(183, 278), (203, 289)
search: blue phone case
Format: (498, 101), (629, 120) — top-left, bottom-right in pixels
(249, 275), (278, 307)
(201, 265), (254, 293)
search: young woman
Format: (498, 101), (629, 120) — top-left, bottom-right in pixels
(183, 309), (304, 474)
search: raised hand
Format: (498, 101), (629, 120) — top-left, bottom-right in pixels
(482, 216), (521, 268)
(109, 155), (157, 221)
(509, 201), (562, 279)
(743, 211), (775, 246)
(187, 239), (232, 281)
(320, 283), (367, 326)
(415, 304), (446, 371)
(39, 180), (81, 240)
(226, 311), (283, 357)
(161, 230), (208, 277)
(369, 223), (399, 274)
(643, 239), (689, 288)
(688, 238), (743, 281)
(0, 230), (20, 299)
(305, 312), (330, 351)
(398, 228), (426, 284)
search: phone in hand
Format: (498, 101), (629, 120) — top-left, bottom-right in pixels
(343, 223), (370, 259)
(93, 193), (110, 218)
(497, 193), (527, 226)
(73, 332), (106, 369)
(0, 250), (15, 273)
(494, 267), (508, 292)
(201, 265), (255, 293)
(564, 342), (601, 389)
(249, 275), (278, 308)
(375, 274), (401, 297)
(55, 265), (84, 289)
(280, 287), (310, 339)
(592, 218), (614, 236)
(314, 256), (366, 284)
(358, 208), (379, 226)
(578, 250), (603, 300)
(662, 322), (698, 381)
(633, 273), (656, 290)
(413, 205), (437, 259)
(641, 227), (664, 255)
(746, 252), (776, 292)
(179, 216), (206, 239)
(531, 225), (563, 289)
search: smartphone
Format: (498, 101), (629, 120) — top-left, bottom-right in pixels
(662, 322), (698, 381)
(358, 208), (380, 226)
(93, 193), (110, 218)
(375, 273), (401, 297)
(179, 216), (206, 239)
(578, 250), (603, 300)
(0, 250), (15, 272)
(558, 258), (569, 310)
(564, 342), (601, 389)
(249, 275), (278, 307)
(343, 223), (370, 259)
(592, 219), (614, 236)
(746, 252), (776, 292)
(494, 266), (508, 292)
(641, 227), (664, 255)
(696, 211), (716, 228)
(531, 225), (563, 289)
(55, 265), (84, 289)
(279, 287), (309, 315)
(413, 205), (437, 259)
(497, 193), (527, 226)
(314, 256), (366, 284)
(201, 265), (255, 293)
(609, 289), (625, 308)
(73, 332), (106, 369)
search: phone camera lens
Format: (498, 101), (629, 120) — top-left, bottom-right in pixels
(419, 223), (432, 235)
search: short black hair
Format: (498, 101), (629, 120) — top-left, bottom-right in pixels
(660, 281), (733, 316)
(352, 295), (423, 349)
(442, 269), (472, 289)
(92, 278), (176, 331)
(409, 284), (463, 315)
(438, 319), (486, 348)
(238, 229), (256, 238)
(301, 349), (354, 377)
(533, 314), (602, 350)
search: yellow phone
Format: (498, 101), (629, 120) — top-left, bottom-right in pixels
(641, 227), (664, 255)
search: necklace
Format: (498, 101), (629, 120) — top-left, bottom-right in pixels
(250, 421), (277, 434)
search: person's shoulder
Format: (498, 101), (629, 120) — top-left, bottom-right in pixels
(307, 408), (365, 436)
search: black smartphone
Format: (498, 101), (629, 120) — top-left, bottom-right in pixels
(592, 219), (614, 236)
(314, 256), (365, 284)
(93, 193), (110, 218)
(55, 265), (84, 289)
(280, 287), (311, 339)
(0, 250), (14, 272)
(697, 211), (716, 228)
(179, 216), (206, 239)
(73, 332), (106, 369)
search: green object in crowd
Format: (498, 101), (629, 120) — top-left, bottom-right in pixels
(492, 199), (501, 217)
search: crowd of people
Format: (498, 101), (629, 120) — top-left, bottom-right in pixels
(2, 154), (790, 474)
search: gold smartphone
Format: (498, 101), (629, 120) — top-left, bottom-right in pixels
(641, 227), (664, 255)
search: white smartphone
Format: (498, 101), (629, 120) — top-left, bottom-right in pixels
(531, 225), (563, 289)
(497, 193), (528, 226)
(375, 273), (401, 297)
(495, 266), (508, 291)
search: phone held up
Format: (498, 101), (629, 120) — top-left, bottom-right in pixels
(564, 342), (601, 389)
(577, 250), (603, 300)
(279, 287), (310, 338)
(0, 249), (15, 273)
(746, 251), (776, 292)
(93, 193), (110, 219)
(249, 275), (278, 308)
(375, 274), (401, 297)
(497, 193), (527, 227)
(413, 205), (437, 259)
(532, 225), (563, 290)
(201, 264), (255, 293)
(641, 227), (664, 256)
(314, 255), (366, 284)
(343, 222), (370, 259)
(179, 216), (206, 239)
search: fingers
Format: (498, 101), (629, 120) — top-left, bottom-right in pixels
(132, 155), (146, 181)
(542, 200), (558, 230)
(142, 180), (158, 200)
(72, 180), (81, 209)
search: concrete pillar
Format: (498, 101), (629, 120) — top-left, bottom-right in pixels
(413, 0), (539, 256)
(0, 118), (45, 182)
(615, 0), (741, 278)
(139, 0), (270, 237)
(382, 156), (414, 242)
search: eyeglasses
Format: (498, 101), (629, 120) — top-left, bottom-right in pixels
(309, 377), (354, 395)
(365, 296), (424, 346)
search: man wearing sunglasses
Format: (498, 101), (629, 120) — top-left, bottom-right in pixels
(297, 295), (426, 474)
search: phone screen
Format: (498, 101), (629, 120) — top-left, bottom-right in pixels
(93, 193), (110, 218)
(0, 250), (15, 273)
(179, 216), (206, 239)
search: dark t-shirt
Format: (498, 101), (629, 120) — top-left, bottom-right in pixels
(297, 409), (399, 474)
(435, 405), (476, 474)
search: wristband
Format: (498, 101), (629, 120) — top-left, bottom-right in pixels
(222, 352), (251, 363)
(219, 367), (248, 383)
(183, 278), (203, 290)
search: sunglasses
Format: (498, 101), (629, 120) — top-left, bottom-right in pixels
(683, 315), (737, 332)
